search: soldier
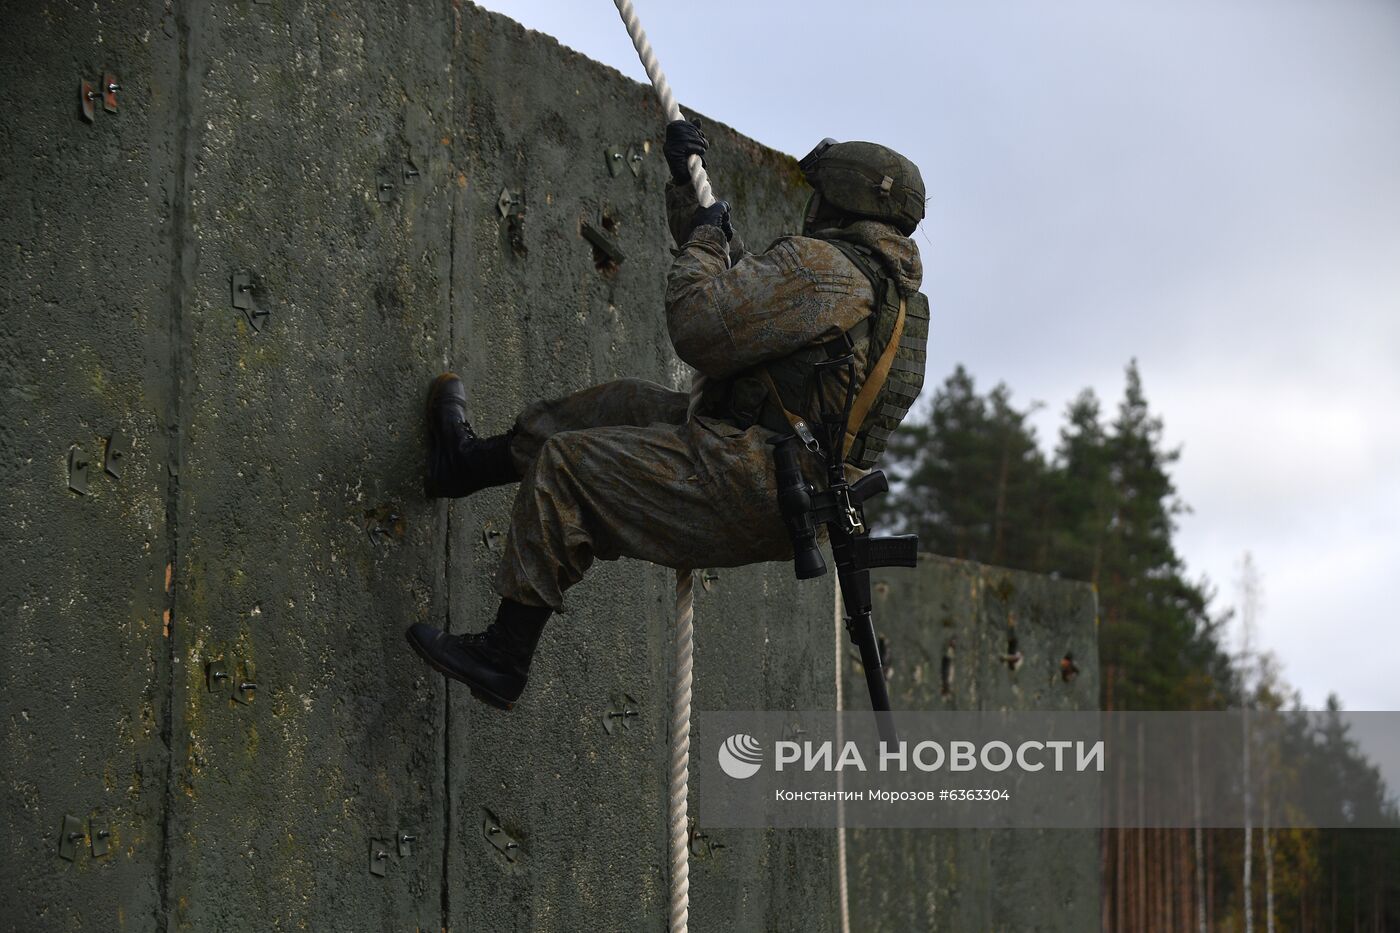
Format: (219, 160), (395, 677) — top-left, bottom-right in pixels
(406, 122), (929, 710)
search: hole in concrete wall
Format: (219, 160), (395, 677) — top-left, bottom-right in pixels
(1060, 652), (1079, 683)
(507, 213), (528, 258)
(589, 210), (622, 274)
(940, 638), (955, 699)
(1001, 625), (1023, 672)
(591, 245), (618, 273)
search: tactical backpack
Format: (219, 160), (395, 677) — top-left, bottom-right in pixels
(753, 240), (929, 470)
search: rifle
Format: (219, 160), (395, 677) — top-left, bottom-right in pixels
(770, 350), (918, 747)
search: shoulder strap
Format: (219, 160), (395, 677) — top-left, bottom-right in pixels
(821, 239), (909, 458)
(842, 297), (906, 457)
(757, 239), (907, 458)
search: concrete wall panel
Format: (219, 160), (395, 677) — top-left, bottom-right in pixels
(1, 3), (180, 928)
(161, 3), (454, 929)
(441, 9), (826, 931)
(846, 555), (1101, 932)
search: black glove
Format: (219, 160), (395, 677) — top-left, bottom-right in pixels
(664, 119), (708, 185)
(686, 200), (733, 242)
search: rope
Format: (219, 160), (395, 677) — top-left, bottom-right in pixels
(609, 3), (713, 930)
(669, 565), (695, 933)
(612, 0), (715, 210)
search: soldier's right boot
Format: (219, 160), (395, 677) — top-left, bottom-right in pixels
(424, 372), (521, 498)
(404, 599), (551, 709)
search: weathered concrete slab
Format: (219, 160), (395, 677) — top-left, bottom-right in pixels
(845, 555), (1101, 932)
(443, 8), (831, 931)
(160, 3), (454, 929)
(1, 3), (180, 928)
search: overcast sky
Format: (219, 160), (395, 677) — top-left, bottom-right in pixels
(475, 0), (1400, 711)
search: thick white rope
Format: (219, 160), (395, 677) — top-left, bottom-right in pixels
(613, 0), (715, 210)
(609, 2), (713, 930)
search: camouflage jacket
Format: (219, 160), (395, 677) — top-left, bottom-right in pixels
(663, 181), (924, 438)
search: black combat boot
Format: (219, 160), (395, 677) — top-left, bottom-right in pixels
(424, 372), (521, 498)
(405, 600), (552, 710)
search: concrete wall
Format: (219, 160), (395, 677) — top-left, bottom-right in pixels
(0, 3), (1098, 931)
(845, 556), (1102, 932)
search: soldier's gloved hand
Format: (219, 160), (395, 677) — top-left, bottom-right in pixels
(664, 119), (708, 185)
(687, 200), (734, 242)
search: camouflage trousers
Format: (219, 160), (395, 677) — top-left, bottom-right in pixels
(494, 378), (793, 610)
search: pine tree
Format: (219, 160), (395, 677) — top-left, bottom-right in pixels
(869, 365), (1046, 569)
(867, 359), (1400, 927)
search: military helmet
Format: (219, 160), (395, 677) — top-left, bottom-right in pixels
(799, 138), (925, 235)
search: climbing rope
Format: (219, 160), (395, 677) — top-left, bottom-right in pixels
(609, 2), (713, 930)
(612, 0), (715, 211)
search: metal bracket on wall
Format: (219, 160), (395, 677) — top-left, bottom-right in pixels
(688, 819), (726, 860)
(625, 144), (644, 177)
(700, 569), (720, 592)
(231, 659), (257, 705)
(401, 160), (420, 184)
(364, 505), (403, 548)
(369, 839), (391, 877)
(482, 809), (520, 863)
(102, 74), (118, 113)
(604, 145), (625, 178)
(67, 446), (89, 495)
(206, 658), (230, 693)
(604, 144), (645, 178)
(79, 74), (118, 123)
(104, 429), (127, 479)
(376, 168), (396, 204)
(397, 831), (416, 858)
(90, 817), (110, 858)
(581, 221), (625, 267)
(601, 692), (640, 735)
(781, 721), (808, 743)
(497, 188), (524, 218)
(58, 814), (84, 861)
(497, 189), (527, 258)
(80, 80), (96, 123)
(231, 271), (269, 332)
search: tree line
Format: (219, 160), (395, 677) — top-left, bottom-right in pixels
(869, 361), (1399, 930)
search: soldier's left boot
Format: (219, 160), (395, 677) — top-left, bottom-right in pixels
(425, 372), (520, 498)
(404, 600), (551, 710)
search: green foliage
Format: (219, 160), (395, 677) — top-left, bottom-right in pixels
(868, 365), (1048, 570)
(872, 360), (1231, 710)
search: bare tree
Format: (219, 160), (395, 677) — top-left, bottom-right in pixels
(1193, 718), (1207, 933)
(1238, 550), (1262, 933)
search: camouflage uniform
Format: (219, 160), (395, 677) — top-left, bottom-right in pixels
(493, 183), (924, 611)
